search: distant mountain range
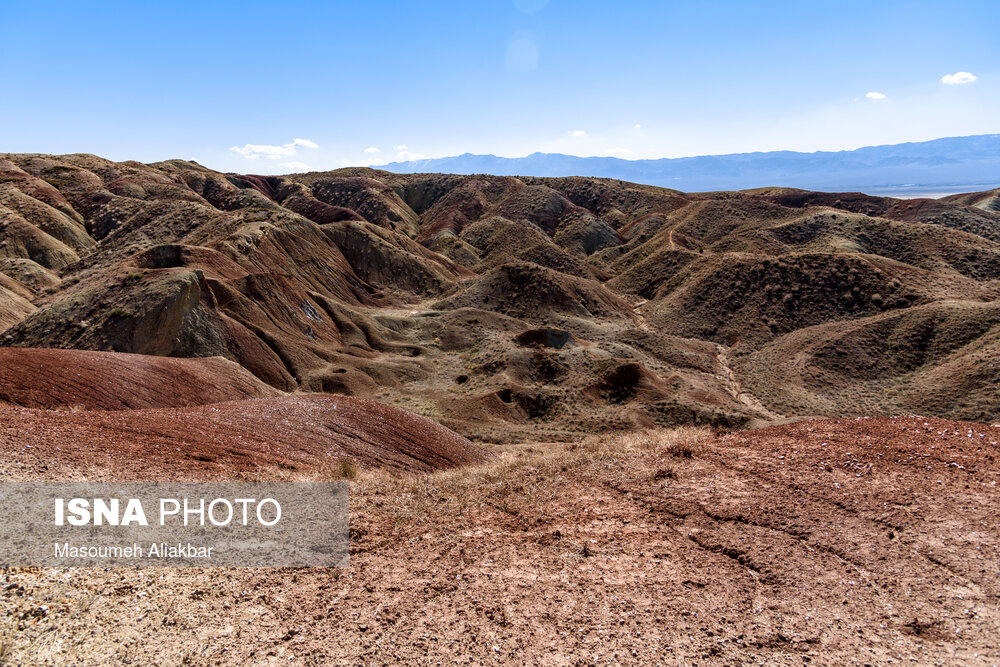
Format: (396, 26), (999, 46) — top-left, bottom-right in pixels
(379, 134), (1000, 194)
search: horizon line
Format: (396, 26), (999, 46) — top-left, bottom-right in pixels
(372, 132), (1000, 167)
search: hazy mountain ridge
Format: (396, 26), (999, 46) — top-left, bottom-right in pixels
(380, 134), (1000, 193)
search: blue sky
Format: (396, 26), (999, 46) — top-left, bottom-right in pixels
(1, 0), (997, 173)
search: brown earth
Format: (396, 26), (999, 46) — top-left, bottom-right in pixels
(0, 393), (489, 479)
(0, 348), (280, 410)
(0, 154), (997, 441)
(2, 416), (998, 664)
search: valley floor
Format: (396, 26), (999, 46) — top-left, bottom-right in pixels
(3, 416), (999, 665)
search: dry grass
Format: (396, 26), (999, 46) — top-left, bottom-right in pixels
(345, 426), (714, 524)
(335, 460), (358, 480)
(209, 426), (716, 557)
(0, 629), (11, 666)
(665, 442), (698, 458)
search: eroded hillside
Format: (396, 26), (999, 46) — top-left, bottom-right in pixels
(2, 154), (998, 440)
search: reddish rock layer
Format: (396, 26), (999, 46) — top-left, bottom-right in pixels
(0, 394), (491, 478)
(0, 348), (279, 410)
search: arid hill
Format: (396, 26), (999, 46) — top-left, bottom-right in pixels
(1, 154), (999, 665)
(0, 347), (280, 410)
(2, 154), (998, 440)
(0, 392), (489, 479)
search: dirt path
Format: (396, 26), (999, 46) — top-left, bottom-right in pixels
(716, 344), (786, 421)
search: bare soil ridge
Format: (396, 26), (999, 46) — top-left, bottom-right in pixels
(0, 393), (490, 478)
(0, 347), (280, 410)
(1, 154), (998, 441)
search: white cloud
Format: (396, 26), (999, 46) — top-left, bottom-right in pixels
(866, 91), (887, 100)
(396, 148), (428, 162)
(941, 71), (976, 85)
(363, 147), (380, 153)
(229, 138), (319, 160)
(568, 129), (587, 137)
(605, 147), (634, 156)
(279, 161), (310, 172)
(633, 124), (642, 130)
(229, 143), (295, 159)
(387, 145), (427, 161)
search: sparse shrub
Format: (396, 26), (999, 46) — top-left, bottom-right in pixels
(109, 307), (134, 319)
(336, 460), (358, 480)
(315, 460), (359, 480)
(666, 443), (697, 459)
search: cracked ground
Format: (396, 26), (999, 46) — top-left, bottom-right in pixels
(3, 416), (999, 665)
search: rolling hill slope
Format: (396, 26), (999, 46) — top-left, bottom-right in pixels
(2, 153), (998, 440)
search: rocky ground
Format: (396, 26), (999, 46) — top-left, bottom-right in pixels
(3, 416), (998, 665)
